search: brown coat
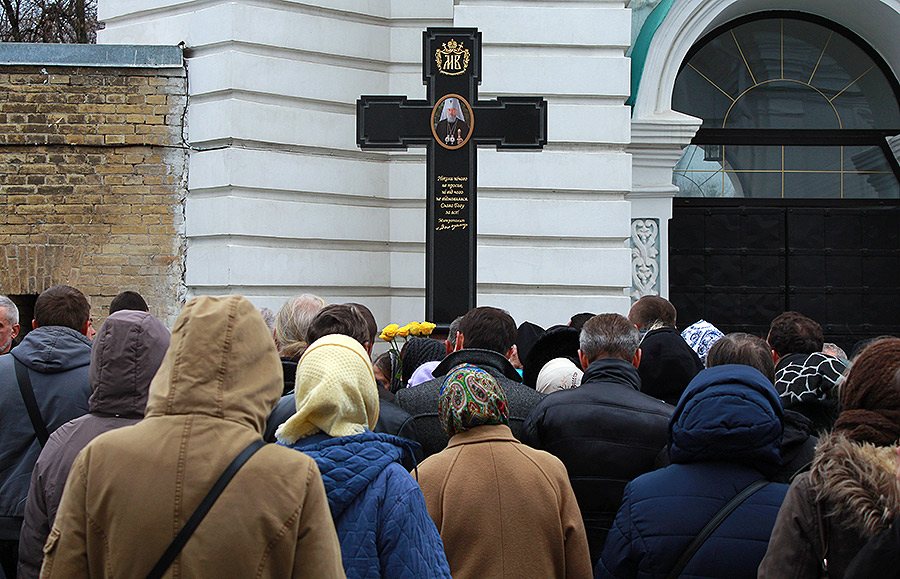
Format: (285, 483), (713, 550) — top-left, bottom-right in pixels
(758, 432), (900, 579)
(40, 295), (345, 579)
(417, 424), (592, 579)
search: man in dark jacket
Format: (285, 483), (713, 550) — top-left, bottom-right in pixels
(17, 310), (170, 579)
(397, 306), (545, 458)
(628, 296), (703, 405)
(0, 286), (94, 577)
(522, 313), (673, 565)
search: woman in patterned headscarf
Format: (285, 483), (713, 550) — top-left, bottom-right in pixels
(416, 364), (591, 579)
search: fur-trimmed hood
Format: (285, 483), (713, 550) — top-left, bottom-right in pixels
(810, 431), (900, 538)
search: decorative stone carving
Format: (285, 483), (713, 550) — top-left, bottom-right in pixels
(631, 218), (660, 300)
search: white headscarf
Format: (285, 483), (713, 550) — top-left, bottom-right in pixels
(536, 357), (583, 394)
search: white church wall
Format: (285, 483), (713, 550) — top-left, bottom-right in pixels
(457, 1), (634, 328)
(100, 0), (635, 329)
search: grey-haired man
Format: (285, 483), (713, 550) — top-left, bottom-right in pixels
(0, 296), (20, 355)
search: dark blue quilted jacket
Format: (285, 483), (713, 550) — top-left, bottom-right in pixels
(595, 365), (789, 579)
(284, 431), (451, 579)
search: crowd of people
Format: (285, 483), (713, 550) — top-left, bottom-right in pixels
(0, 287), (898, 578)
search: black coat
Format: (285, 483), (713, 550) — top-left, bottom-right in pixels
(280, 358), (297, 397)
(522, 357), (674, 565)
(846, 514), (900, 579)
(374, 388), (423, 470)
(637, 327), (703, 405)
(395, 348), (545, 459)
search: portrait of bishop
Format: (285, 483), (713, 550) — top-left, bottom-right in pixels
(434, 96), (470, 146)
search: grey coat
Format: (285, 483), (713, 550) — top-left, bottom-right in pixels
(396, 348), (545, 458)
(0, 326), (92, 541)
(17, 311), (169, 579)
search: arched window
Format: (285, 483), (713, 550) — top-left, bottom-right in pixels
(672, 13), (900, 198)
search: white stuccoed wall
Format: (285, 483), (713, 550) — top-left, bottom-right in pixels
(99, 0), (634, 330)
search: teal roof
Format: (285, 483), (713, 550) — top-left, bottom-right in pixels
(628, 0), (676, 110)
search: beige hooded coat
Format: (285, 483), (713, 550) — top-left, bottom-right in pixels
(40, 295), (345, 579)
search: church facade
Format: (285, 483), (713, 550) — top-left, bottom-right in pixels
(97, 0), (900, 336)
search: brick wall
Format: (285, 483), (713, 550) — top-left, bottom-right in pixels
(0, 64), (187, 327)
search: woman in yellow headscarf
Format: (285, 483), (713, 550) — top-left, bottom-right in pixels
(276, 334), (451, 579)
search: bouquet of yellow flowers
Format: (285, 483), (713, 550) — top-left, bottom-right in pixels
(379, 321), (437, 383)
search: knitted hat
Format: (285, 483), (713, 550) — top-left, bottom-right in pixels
(536, 357), (583, 394)
(439, 364), (509, 437)
(275, 334), (379, 444)
(834, 337), (900, 446)
(681, 319), (725, 365)
(522, 325), (581, 389)
(402, 337), (446, 387)
(776, 352), (848, 406)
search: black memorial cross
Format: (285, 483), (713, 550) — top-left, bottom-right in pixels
(357, 28), (547, 326)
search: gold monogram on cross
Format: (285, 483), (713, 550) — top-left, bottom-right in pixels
(435, 39), (470, 76)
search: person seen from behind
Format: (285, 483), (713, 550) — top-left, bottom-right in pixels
(759, 337), (900, 578)
(522, 313), (673, 565)
(417, 364), (591, 578)
(275, 333), (451, 578)
(0, 286), (94, 577)
(596, 332), (789, 579)
(40, 295), (344, 578)
(17, 310), (169, 579)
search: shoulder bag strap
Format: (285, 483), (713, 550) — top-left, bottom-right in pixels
(145, 439), (267, 579)
(14, 358), (50, 447)
(665, 479), (770, 579)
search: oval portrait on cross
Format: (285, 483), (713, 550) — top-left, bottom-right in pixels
(432, 94), (474, 150)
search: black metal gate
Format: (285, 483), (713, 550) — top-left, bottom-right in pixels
(669, 199), (900, 351)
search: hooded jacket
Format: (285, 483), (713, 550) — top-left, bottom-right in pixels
(40, 296), (344, 579)
(17, 311), (170, 579)
(758, 433), (900, 579)
(522, 357), (674, 565)
(286, 431), (451, 579)
(0, 325), (92, 540)
(596, 365), (789, 579)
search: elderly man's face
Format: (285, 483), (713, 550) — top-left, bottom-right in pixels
(0, 306), (20, 355)
(447, 106), (458, 119)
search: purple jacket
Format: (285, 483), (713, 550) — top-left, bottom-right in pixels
(17, 311), (169, 579)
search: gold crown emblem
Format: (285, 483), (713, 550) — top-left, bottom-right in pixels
(435, 39), (470, 76)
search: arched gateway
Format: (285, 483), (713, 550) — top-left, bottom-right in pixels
(664, 11), (900, 348)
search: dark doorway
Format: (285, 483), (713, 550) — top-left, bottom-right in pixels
(669, 199), (900, 351)
(9, 294), (38, 344)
